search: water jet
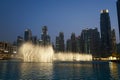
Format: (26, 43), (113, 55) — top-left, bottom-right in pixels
(18, 42), (92, 62)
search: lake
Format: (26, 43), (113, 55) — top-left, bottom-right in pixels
(0, 60), (120, 80)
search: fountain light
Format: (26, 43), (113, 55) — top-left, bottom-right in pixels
(18, 42), (92, 62)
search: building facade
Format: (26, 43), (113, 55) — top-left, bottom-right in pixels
(17, 36), (23, 46)
(55, 32), (65, 52)
(0, 42), (17, 59)
(24, 29), (32, 42)
(41, 26), (50, 46)
(71, 33), (77, 53)
(111, 29), (117, 55)
(117, 0), (120, 38)
(66, 33), (77, 53)
(100, 9), (112, 57)
(80, 28), (100, 57)
(66, 39), (71, 52)
(0, 42), (14, 54)
(32, 36), (37, 44)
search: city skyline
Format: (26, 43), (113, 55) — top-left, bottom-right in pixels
(0, 0), (119, 43)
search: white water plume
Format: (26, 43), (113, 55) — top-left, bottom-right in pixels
(18, 42), (92, 62)
(54, 52), (92, 61)
(18, 42), (53, 62)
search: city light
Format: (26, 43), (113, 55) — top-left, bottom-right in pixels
(4, 50), (8, 53)
(101, 9), (109, 13)
(109, 56), (117, 60)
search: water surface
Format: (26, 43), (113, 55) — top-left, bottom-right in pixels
(0, 60), (120, 80)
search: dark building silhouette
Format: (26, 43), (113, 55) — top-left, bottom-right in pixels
(41, 26), (50, 46)
(100, 9), (112, 57)
(66, 39), (71, 52)
(111, 29), (117, 55)
(24, 29), (32, 42)
(66, 34), (80, 53)
(117, 43), (120, 54)
(56, 36), (59, 51)
(80, 29), (90, 54)
(117, 0), (120, 38)
(80, 28), (100, 57)
(0, 42), (14, 54)
(55, 32), (65, 52)
(79, 34), (84, 53)
(71, 33), (77, 53)
(32, 36), (37, 44)
(17, 36), (23, 46)
(59, 32), (65, 52)
(76, 36), (81, 53)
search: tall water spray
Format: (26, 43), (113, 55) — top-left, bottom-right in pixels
(18, 43), (92, 62)
(18, 42), (54, 62)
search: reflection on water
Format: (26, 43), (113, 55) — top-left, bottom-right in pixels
(92, 62), (111, 80)
(0, 60), (53, 80)
(109, 62), (120, 79)
(0, 60), (21, 80)
(0, 60), (120, 80)
(20, 62), (53, 79)
(53, 62), (94, 80)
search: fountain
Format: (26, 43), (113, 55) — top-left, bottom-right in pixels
(18, 42), (92, 62)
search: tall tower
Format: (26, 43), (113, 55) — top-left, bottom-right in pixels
(66, 39), (71, 52)
(41, 26), (50, 46)
(100, 9), (112, 57)
(55, 32), (65, 52)
(71, 33), (77, 53)
(117, 0), (120, 38)
(111, 29), (117, 55)
(59, 32), (65, 51)
(24, 29), (32, 42)
(80, 28), (100, 57)
(17, 36), (23, 46)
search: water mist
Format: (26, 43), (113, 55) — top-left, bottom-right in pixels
(18, 42), (92, 62)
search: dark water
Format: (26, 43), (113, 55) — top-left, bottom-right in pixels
(0, 60), (120, 80)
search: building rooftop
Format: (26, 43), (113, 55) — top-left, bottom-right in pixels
(101, 9), (109, 13)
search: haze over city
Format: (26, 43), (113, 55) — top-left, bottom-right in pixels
(0, 0), (119, 43)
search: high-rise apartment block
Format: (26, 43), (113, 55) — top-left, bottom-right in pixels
(100, 9), (112, 57)
(17, 36), (23, 46)
(80, 28), (100, 57)
(40, 26), (50, 46)
(55, 32), (65, 52)
(111, 29), (117, 54)
(117, 0), (120, 38)
(24, 29), (32, 42)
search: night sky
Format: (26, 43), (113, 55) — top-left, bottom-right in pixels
(0, 0), (119, 43)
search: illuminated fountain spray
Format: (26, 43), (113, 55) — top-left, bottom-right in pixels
(54, 52), (92, 61)
(18, 42), (92, 62)
(18, 42), (54, 62)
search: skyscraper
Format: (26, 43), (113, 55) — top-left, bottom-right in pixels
(66, 39), (71, 52)
(41, 26), (50, 46)
(55, 36), (60, 52)
(111, 29), (117, 55)
(59, 32), (65, 51)
(17, 36), (23, 46)
(117, 0), (120, 38)
(100, 9), (112, 57)
(32, 36), (37, 44)
(80, 28), (100, 57)
(24, 29), (32, 42)
(55, 32), (65, 52)
(76, 36), (81, 53)
(71, 33), (77, 53)
(80, 29), (90, 54)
